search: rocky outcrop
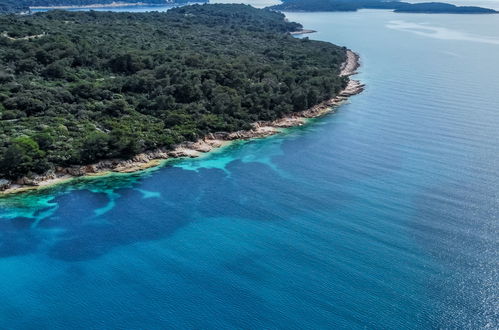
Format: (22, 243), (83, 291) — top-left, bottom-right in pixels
(14, 171), (58, 186)
(0, 179), (10, 191)
(289, 29), (317, 36)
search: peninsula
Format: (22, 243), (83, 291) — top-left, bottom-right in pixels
(269, 0), (498, 14)
(0, 4), (363, 193)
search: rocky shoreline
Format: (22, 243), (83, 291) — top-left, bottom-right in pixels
(289, 29), (317, 35)
(0, 50), (364, 195)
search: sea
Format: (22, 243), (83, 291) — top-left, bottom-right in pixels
(1, 4), (498, 329)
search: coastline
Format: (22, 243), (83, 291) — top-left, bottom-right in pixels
(0, 50), (363, 196)
(289, 29), (317, 35)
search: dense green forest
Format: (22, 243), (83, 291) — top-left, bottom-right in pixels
(0, 4), (348, 180)
(0, 0), (207, 14)
(269, 0), (497, 14)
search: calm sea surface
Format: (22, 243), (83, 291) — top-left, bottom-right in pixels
(1, 8), (498, 329)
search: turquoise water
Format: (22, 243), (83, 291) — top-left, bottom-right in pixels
(1, 9), (499, 329)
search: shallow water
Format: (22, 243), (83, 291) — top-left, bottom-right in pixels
(1, 9), (498, 329)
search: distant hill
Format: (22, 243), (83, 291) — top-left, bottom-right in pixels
(0, 0), (208, 13)
(269, 0), (497, 14)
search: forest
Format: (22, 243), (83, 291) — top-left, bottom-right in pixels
(269, 0), (497, 14)
(0, 4), (348, 180)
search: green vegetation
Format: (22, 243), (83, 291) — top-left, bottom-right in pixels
(269, 0), (497, 14)
(0, 4), (348, 180)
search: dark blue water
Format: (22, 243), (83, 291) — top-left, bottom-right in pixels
(1, 9), (498, 329)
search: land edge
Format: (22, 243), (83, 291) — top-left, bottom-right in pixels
(289, 29), (317, 36)
(0, 50), (364, 195)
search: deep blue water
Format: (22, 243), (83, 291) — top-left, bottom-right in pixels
(1, 9), (498, 329)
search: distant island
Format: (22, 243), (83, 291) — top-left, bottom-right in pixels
(0, 4), (363, 192)
(269, 0), (497, 14)
(0, 0), (207, 14)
